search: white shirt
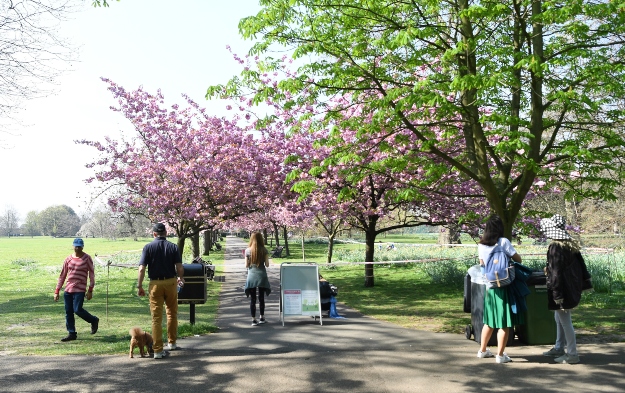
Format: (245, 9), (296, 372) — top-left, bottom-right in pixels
(477, 237), (517, 264)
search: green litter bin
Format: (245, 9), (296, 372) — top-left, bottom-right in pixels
(517, 273), (557, 345)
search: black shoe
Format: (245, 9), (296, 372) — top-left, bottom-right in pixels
(61, 333), (77, 342)
(91, 318), (99, 334)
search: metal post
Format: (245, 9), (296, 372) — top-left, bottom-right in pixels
(190, 303), (196, 325)
(106, 264), (109, 322)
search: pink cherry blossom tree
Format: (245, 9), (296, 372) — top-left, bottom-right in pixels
(79, 78), (285, 256)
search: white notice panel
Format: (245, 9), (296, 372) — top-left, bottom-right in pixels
(301, 290), (319, 315)
(280, 263), (321, 325)
(283, 289), (302, 315)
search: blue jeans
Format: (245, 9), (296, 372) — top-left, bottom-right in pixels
(64, 291), (98, 333)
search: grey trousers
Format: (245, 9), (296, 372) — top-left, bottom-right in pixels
(554, 309), (577, 356)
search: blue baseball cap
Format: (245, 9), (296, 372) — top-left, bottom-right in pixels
(73, 238), (84, 247)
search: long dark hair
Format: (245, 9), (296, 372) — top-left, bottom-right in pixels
(479, 215), (504, 246)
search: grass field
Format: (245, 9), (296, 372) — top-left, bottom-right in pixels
(0, 236), (222, 356)
(2, 235), (623, 356)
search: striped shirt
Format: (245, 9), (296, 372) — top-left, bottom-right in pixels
(55, 253), (95, 294)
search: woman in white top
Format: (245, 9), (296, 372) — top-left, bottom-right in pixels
(476, 215), (522, 363)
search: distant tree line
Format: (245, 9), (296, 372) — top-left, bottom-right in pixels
(0, 205), (82, 238)
(20, 205), (81, 237)
(0, 204), (152, 239)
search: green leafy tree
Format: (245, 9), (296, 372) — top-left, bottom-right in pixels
(212, 0), (625, 237)
(39, 205), (80, 237)
(22, 211), (41, 237)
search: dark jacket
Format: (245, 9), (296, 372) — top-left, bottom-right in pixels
(508, 262), (532, 314)
(546, 240), (592, 310)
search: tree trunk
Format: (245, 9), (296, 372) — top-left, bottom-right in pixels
(190, 232), (200, 258)
(500, 215), (514, 241)
(273, 222), (280, 247)
(176, 236), (186, 259)
(327, 233), (335, 264)
(282, 225), (290, 256)
(263, 228), (269, 245)
(364, 226), (376, 287)
(202, 230), (211, 256)
(438, 227), (461, 246)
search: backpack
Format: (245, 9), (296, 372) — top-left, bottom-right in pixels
(483, 244), (515, 289)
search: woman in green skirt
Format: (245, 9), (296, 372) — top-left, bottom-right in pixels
(476, 215), (523, 363)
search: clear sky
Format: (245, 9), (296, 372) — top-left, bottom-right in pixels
(0, 0), (261, 220)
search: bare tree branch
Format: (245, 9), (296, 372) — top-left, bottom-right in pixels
(0, 0), (79, 136)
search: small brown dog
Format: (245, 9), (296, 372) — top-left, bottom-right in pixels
(129, 327), (154, 358)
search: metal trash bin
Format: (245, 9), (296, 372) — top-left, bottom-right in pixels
(464, 265), (514, 346)
(516, 272), (557, 345)
(177, 262), (208, 325)
(178, 263), (207, 304)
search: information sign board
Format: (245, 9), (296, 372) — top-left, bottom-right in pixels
(279, 263), (322, 325)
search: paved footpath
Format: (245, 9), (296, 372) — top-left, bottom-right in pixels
(1, 236), (624, 392)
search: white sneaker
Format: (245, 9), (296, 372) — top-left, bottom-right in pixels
(496, 354), (512, 363)
(166, 343), (179, 351)
(258, 318), (267, 324)
(153, 350), (169, 359)
(477, 349), (494, 358)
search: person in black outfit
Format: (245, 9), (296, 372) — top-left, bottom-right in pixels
(137, 223), (184, 359)
(540, 214), (592, 364)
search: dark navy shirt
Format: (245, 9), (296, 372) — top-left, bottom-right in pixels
(139, 237), (182, 279)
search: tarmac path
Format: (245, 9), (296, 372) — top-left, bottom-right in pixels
(1, 236), (624, 392)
